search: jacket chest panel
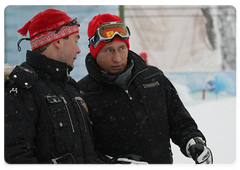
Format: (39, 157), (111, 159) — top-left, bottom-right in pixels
(45, 95), (74, 154)
(36, 80), (90, 156)
(133, 77), (169, 124)
(89, 88), (135, 127)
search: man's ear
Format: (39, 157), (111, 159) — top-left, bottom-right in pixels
(52, 40), (61, 49)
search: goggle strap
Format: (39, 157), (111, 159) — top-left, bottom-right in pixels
(93, 40), (101, 49)
(90, 37), (100, 48)
(88, 31), (100, 48)
(126, 26), (131, 36)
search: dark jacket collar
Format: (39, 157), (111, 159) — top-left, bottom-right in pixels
(26, 50), (72, 83)
(85, 50), (148, 88)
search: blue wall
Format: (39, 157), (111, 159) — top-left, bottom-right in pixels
(165, 71), (236, 97)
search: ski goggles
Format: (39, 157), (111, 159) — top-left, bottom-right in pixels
(88, 21), (130, 48)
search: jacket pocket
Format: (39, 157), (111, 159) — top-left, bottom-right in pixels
(44, 95), (73, 154)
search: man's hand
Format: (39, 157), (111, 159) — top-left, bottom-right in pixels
(186, 137), (213, 164)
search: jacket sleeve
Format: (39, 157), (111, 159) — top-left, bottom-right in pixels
(162, 75), (205, 157)
(5, 85), (38, 163)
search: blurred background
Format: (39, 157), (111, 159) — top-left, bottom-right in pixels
(4, 5), (236, 98)
(4, 5), (236, 164)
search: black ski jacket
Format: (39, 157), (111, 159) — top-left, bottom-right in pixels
(4, 51), (102, 164)
(78, 50), (205, 164)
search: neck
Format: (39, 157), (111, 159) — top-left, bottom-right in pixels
(41, 43), (59, 61)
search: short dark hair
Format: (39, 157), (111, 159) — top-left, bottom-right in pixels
(33, 36), (69, 54)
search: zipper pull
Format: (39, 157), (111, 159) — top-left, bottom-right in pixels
(66, 68), (70, 82)
(61, 96), (67, 104)
(125, 90), (132, 100)
(51, 159), (57, 165)
(60, 96), (75, 133)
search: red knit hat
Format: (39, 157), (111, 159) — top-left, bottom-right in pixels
(17, 9), (79, 51)
(88, 14), (130, 58)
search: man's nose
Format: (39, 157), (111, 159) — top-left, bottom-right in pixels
(113, 51), (121, 62)
(77, 46), (81, 54)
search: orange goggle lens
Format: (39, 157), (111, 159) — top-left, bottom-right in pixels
(99, 24), (128, 39)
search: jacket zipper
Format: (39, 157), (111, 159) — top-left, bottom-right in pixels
(124, 90), (132, 100)
(74, 97), (88, 132)
(124, 67), (152, 161)
(61, 96), (75, 133)
(124, 68), (148, 101)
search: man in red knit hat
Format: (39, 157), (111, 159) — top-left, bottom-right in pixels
(5, 9), (102, 163)
(78, 13), (213, 164)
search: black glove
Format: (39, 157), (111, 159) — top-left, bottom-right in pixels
(186, 137), (213, 164)
(107, 154), (148, 164)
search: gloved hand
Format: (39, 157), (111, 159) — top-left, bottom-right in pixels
(186, 137), (213, 164)
(107, 154), (148, 164)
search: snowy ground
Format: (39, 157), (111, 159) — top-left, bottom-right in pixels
(171, 84), (236, 164)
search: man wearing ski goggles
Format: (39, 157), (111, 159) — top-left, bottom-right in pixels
(88, 21), (130, 49)
(78, 13), (213, 164)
